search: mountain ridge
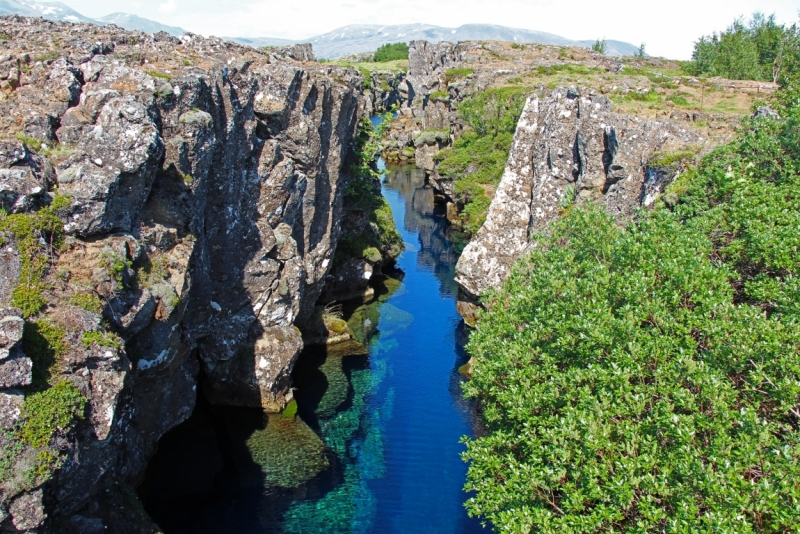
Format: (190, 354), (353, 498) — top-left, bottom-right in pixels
(0, 1), (641, 57)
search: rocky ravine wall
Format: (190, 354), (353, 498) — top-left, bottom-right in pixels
(454, 87), (703, 323)
(0, 16), (376, 531)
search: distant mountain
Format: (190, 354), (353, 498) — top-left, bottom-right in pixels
(231, 23), (641, 58)
(0, 0), (94, 22)
(96, 13), (185, 36)
(226, 36), (295, 48)
(0, 0), (185, 36)
(0, 1), (639, 58)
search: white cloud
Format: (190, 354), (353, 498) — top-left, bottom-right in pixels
(158, 0), (178, 15)
(65, 0), (800, 59)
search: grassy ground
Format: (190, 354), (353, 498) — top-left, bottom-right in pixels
(330, 59), (408, 73)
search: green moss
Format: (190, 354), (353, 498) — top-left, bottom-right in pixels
(667, 93), (692, 107)
(246, 414), (328, 488)
(99, 251), (132, 290)
(413, 130), (449, 147)
(14, 133), (42, 152)
(19, 380), (86, 448)
(444, 67), (474, 80)
(281, 399), (298, 419)
(358, 67), (372, 89)
(144, 70), (172, 81)
(428, 91), (450, 103)
(0, 197), (68, 317)
(32, 50), (59, 63)
(648, 147), (700, 172)
(69, 292), (103, 314)
(80, 331), (122, 350)
(22, 320), (67, 388)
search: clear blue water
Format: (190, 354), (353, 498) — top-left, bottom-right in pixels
(140, 136), (485, 533)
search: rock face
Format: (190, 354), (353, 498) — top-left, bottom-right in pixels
(455, 87), (702, 321)
(0, 16), (380, 530)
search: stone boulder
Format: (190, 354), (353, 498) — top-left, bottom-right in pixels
(455, 87), (703, 308)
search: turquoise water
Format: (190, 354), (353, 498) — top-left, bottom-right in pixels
(139, 154), (484, 533)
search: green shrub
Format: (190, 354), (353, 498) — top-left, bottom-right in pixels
(0, 197), (67, 317)
(685, 13), (800, 83)
(14, 133), (42, 152)
(373, 42), (409, 63)
(428, 90), (450, 103)
(19, 380), (86, 448)
(444, 67), (474, 80)
(435, 87), (528, 232)
(80, 331), (122, 350)
(69, 292), (103, 314)
(462, 83), (800, 531)
(592, 38), (607, 54)
(22, 320), (68, 388)
(666, 93), (691, 106)
(99, 251), (132, 290)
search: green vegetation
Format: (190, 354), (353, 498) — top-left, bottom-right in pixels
(428, 90), (450, 103)
(444, 67), (474, 81)
(535, 63), (605, 77)
(81, 331), (122, 350)
(373, 42), (409, 63)
(22, 320), (67, 388)
(592, 38), (608, 54)
(144, 70), (173, 81)
(437, 87), (528, 233)
(337, 115), (403, 265)
(358, 67), (372, 89)
(331, 59), (408, 74)
(0, 195), (69, 317)
(14, 132), (42, 152)
(462, 82), (800, 531)
(99, 250), (132, 290)
(19, 380), (86, 448)
(686, 13), (800, 83)
(0, 32), (11, 41)
(69, 292), (104, 314)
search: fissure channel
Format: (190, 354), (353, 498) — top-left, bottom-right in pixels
(138, 120), (485, 533)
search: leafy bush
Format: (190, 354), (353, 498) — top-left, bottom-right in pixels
(592, 38), (607, 54)
(0, 196), (68, 317)
(373, 42), (409, 63)
(20, 380), (86, 448)
(436, 87), (528, 233)
(686, 13), (800, 84)
(462, 86), (800, 531)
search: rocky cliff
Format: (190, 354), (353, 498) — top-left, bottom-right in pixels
(454, 87), (703, 323)
(0, 16), (384, 531)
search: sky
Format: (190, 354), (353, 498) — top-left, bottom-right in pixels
(65, 0), (799, 59)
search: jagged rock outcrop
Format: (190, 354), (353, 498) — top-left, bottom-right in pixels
(455, 87), (703, 323)
(0, 16), (381, 530)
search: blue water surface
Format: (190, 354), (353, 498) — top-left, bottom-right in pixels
(139, 144), (485, 533)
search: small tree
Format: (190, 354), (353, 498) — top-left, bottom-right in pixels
(592, 38), (607, 54)
(635, 42), (646, 57)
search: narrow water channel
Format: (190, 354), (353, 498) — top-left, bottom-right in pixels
(139, 145), (485, 533)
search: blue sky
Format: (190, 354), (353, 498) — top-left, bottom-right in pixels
(66, 0), (799, 59)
